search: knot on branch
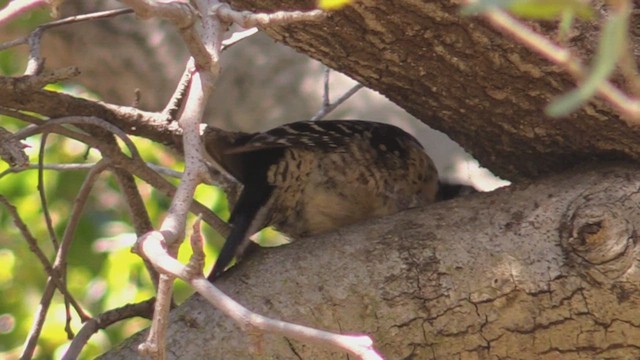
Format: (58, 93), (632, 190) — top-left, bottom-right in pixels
(0, 127), (29, 168)
(560, 191), (640, 284)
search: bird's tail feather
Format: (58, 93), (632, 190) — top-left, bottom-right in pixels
(207, 185), (272, 281)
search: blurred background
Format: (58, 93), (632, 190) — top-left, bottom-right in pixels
(0, 1), (508, 358)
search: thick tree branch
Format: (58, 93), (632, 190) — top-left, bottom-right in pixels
(102, 163), (640, 359)
(134, 221), (383, 359)
(221, 0), (640, 180)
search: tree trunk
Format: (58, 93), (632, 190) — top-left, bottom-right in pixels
(101, 163), (640, 359)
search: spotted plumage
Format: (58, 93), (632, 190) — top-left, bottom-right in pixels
(202, 120), (439, 281)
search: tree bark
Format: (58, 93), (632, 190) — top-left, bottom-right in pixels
(223, 0), (640, 180)
(101, 163), (640, 359)
(33, 1), (640, 182)
(5, 2), (640, 359)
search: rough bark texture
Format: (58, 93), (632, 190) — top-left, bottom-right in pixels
(5, 1), (640, 359)
(223, 0), (640, 181)
(102, 163), (640, 359)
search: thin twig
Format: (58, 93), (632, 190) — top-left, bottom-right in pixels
(162, 59), (195, 119)
(20, 160), (109, 359)
(322, 67), (331, 108)
(0, 195), (89, 324)
(38, 132), (59, 250)
(4, 8), (134, 74)
(0, 35), (28, 51)
(0, 159), (183, 180)
(39, 8), (134, 29)
(0, 108), (228, 235)
(60, 159), (112, 332)
(12, 116), (142, 160)
(311, 83), (364, 121)
(62, 298), (155, 360)
(112, 167), (161, 290)
(221, 27), (259, 51)
(138, 230), (383, 360)
(20, 278), (56, 360)
(213, 4), (325, 28)
(0, 108), (96, 147)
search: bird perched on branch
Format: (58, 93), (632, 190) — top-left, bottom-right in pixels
(202, 120), (439, 281)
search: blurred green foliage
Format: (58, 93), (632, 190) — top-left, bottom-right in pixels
(0, 3), (292, 357)
(546, 9), (629, 117)
(0, 112), (232, 358)
(0, 9), (232, 356)
(461, 0), (594, 20)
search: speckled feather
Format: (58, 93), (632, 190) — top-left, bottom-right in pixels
(203, 120), (438, 280)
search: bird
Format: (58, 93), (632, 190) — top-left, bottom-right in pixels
(201, 120), (439, 281)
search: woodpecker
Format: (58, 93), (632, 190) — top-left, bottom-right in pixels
(202, 120), (439, 281)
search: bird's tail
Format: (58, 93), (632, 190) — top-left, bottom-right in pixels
(207, 185), (271, 281)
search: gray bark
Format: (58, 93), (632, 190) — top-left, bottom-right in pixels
(102, 163), (640, 359)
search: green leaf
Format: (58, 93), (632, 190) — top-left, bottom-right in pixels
(461, 0), (593, 20)
(318, 0), (353, 11)
(546, 11), (629, 117)
(460, 0), (511, 16)
(558, 9), (576, 41)
(509, 0), (593, 20)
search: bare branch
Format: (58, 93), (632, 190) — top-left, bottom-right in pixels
(322, 67), (330, 109)
(311, 83), (364, 121)
(0, 108), (96, 146)
(137, 230), (383, 360)
(62, 299), (155, 360)
(40, 7), (134, 29)
(0, 126), (28, 168)
(133, 1), (228, 354)
(13, 116), (142, 160)
(141, 67), (215, 360)
(37, 132), (59, 250)
(21, 280), (56, 360)
(162, 59), (195, 119)
(221, 27), (259, 51)
(20, 160), (109, 359)
(0, 162), (183, 179)
(0, 67), (81, 90)
(0, 36), (28, 51)
(0, 195), (89, 325)
(121, 0), (217, 73)
(21, 9), (134, 75)
(213, 3), (325, 28)
(112, 166), (162, 291)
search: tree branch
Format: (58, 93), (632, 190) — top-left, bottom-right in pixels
(136, 221), (383, 360)
(20, 160), (110, 359)
(464, 1), (640, 122)
(102, 163), (640, 359)
(62, 299), (155, 360)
